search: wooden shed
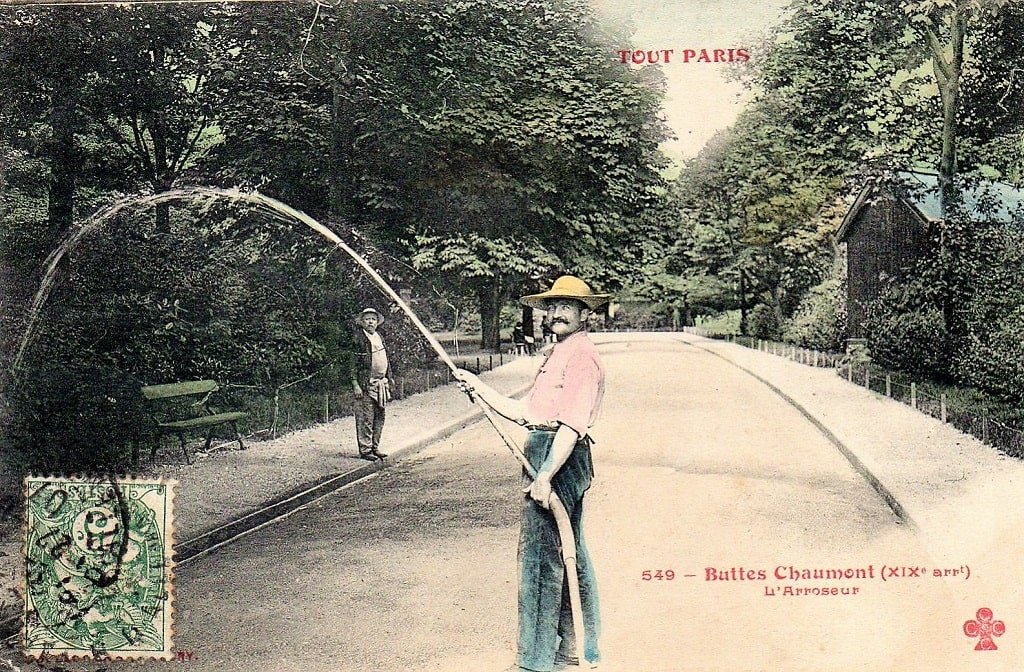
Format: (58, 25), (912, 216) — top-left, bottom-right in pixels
(836, 170), (1024, 341)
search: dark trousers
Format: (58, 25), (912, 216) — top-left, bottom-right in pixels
(354, 394), (385, 455)
(517, 431), (601, 671)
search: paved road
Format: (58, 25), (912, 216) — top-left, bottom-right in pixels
(9, 335), (1002, 671)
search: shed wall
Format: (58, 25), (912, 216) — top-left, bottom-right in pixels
(844, 196), (931, 339)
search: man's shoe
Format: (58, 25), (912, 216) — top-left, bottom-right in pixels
(358, 453), (377, 461)
(371, 449), (388, 460)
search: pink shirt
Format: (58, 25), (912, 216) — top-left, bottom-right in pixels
(525, 330), (605, 437)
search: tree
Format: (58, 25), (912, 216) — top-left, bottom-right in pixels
(85, 6), (241, 230)
(0, 8), (105, 238)
(211, 0), (671, 350)
(903, 0), (1014, 194)
(664, 0), (1024, 343)
(0, 6), (244, 239)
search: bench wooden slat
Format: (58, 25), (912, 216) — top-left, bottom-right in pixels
(142, 379), (248, 464)
(157, 411), (248, 431)
(142, 380), (219, 400)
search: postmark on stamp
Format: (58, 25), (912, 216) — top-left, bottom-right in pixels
(22, 475), (175, 660)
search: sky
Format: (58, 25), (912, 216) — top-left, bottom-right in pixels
(591, 0), (789, 163)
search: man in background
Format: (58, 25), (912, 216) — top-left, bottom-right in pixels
(350, 307), (393, 461)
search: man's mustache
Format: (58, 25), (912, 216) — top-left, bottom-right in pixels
(552, 319), (569, 325)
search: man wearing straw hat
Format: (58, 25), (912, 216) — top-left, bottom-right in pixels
(350, 307), (393, 461)
(456, 275), (608, 672)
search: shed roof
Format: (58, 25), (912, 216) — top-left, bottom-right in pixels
(837, 170), (1024, 241)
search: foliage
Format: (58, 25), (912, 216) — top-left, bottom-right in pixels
(695, 310), (741, 335)
(866, 307), (950, 378)
(747, 304), (782, 341)
(4, 361), (146, 473)
(4, 199), (365, 470)
(657, 0), (1024, 420)
(864, 266), (952, 377)
(607, 303), (662, 331)
(952, 308), (1024, 404)
(782, 258), (847, 352)
(0, 2), (675, 474)
(210, 0), (672, 348)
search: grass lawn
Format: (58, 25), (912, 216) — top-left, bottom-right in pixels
(695, 310), (741, 334)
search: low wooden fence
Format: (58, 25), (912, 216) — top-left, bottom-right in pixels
(227, 350), (525, 441)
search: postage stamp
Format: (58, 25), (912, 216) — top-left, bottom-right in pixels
(22, 476), (175, 660)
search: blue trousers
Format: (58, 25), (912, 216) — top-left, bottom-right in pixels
(517, 431), (601, 671)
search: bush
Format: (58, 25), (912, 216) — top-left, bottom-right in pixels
(610, 303), (661, 330)
(783, 263), (846, 351)
(695, 309), (740, 334)
(867, 308), (950, 377)
(747, 304), (781, 340)
(952, 308), (1024, 404)
(3, 361), (147, 472)
(4, 199), (370, 474)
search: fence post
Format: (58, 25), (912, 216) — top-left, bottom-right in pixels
(911, 382), (917, 409)
(940, 393), (947, 423)
(426, 370), (432, 391)
(476, 357), (481, 374)
(445, 368), (451, 385)
(847, 363), (853, 382)
(500, 353), (504, 366)
(885, 374), (891, 398)
(813, 351), (818, 367)
(489, 355), (493, 371)
(271, 389), (280, 440)
(864, 368), (870, 390)
(324, 392), (330, 423)
(982, 410), (989, 443)
(399, 377), (405, 399)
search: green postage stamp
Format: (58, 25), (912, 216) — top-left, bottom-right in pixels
(22, 476), (175, 660)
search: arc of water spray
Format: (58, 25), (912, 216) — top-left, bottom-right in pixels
(13, 186), (587, 662)
(252, 194), (589, 661)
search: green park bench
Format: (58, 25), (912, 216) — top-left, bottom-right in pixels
(141, 380), (248, 464)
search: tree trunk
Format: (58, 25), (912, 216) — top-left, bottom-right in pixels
(150, 46), (173, 232)
(152, 116), (173, 233)
(47, 97), (76, 240)
(521, 305), (534, 341)
(478, 279), (503, 352)
(738, 271), (748, 335)
(928, 13), (966, 336)
(933, 12), (965, 209)
(330, 21), (357, 224)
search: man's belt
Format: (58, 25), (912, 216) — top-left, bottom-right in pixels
(525, 424), (559, 432)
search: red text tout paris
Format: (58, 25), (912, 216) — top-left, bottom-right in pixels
(616, 49), (750, 65)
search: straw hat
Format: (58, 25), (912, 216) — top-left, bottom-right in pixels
(520, 275), (611, 311)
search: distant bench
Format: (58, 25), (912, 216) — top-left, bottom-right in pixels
(141, 380), (248, 464)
